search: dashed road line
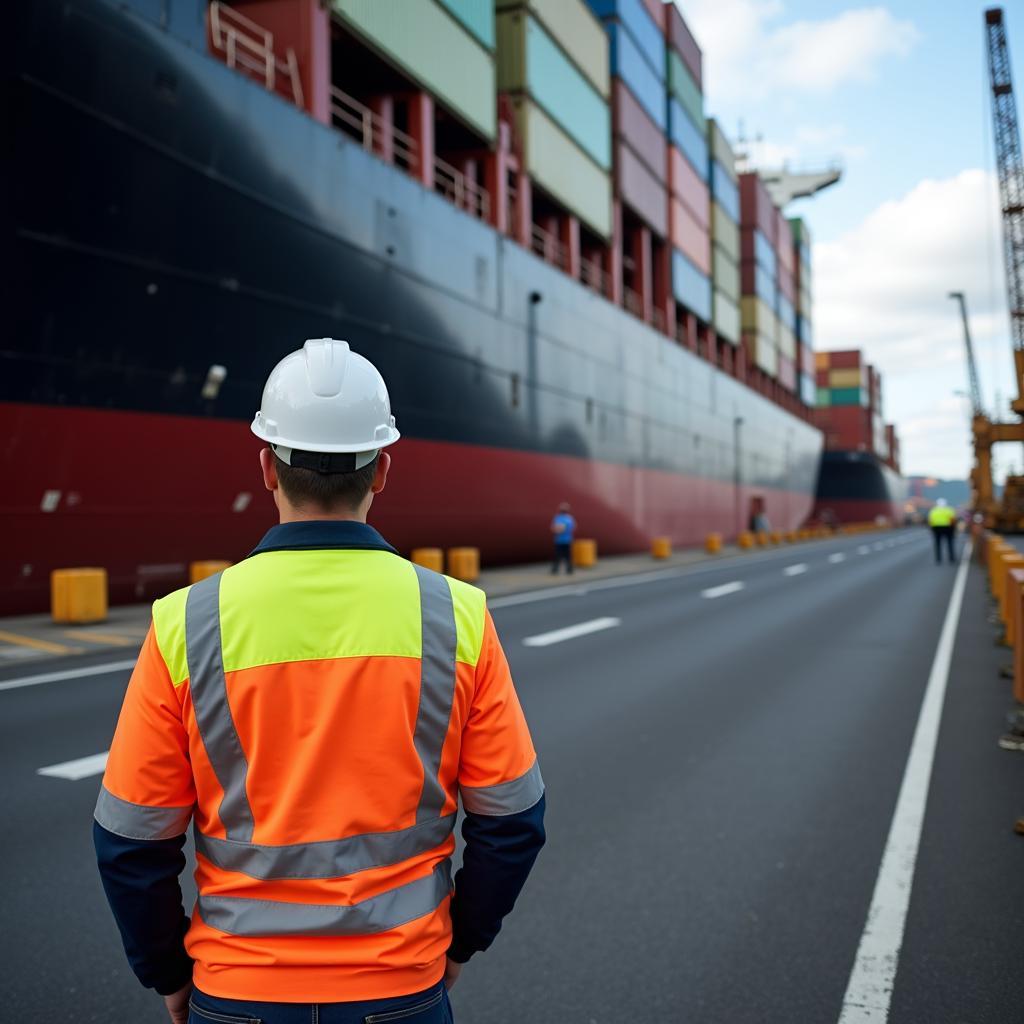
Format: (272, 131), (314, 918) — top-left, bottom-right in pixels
(37, 751), (109, 781)
(783, 564), (808, 577)
(701, 581), (745, 599)
(0, 630), (81, 656)
(523, 617), (621, 647)
(857, 546), (871, 555)
(828, 553), (847, 564)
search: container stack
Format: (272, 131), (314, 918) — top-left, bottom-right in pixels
(496, 0), (613, 240)
(739, 172), (779, 376)
(775, 210), (797, 391)
(885, 425), (901, 473)
(662, 1), (712, 324)
(813, 350), (896, 455)
(706, 119), (740, 345)
(788, 216), (815, 406)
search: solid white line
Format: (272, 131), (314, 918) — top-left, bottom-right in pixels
(37, 751), (109, 781)
(701, 581), (745, 599)
(0, 658), (137, 693)
(837, 543), (971, 1023)
(783, 563), (808, 576)
(522, 617), (621, 647)
(829, 553), (847, 564)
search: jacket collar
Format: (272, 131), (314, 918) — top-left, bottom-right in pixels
(250, 520), (397, 556)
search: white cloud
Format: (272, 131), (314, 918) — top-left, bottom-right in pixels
(812, 169), (1019, 481)
(678, 1), (918, 101)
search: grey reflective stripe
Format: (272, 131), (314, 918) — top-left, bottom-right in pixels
(194, 812), (456, 880)
(461, 759), (545, 816)
(94, 784), (193, 840)
(198, 858), (452, 936)
(411, 566), (457, 823)
(185, 572), (255, 842)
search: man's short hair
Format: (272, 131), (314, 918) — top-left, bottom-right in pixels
(274, 453), (379, 512)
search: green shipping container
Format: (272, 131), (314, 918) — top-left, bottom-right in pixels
(496, 0), (608, 97)
(712, 246), (739, 299)
(435, 0), (494, 49)
(333, 0), (495, 139)
(713, 289), (740, 344)
(816, 387), (831, 407)
(668, 49), (704, 135)
(497, 13), (610, 170)
(830, 387), (868, 406)
(707, 118), (735, 180)
(513, 98), (611, 238)
(711, 203), (739, 261)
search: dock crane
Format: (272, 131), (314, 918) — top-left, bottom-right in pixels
(978, 8), (1024, 529)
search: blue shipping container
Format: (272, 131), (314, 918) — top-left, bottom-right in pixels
(777, 291), (795, 331)
(754, 230), (776, 277)
(667, 97), (707, 181)
(608, 22), (666, 131)
(797, 314), (813, 345)
(745, 260), (774, 307)
(586, 0), (665, 80)
(673, 249), (712, 322)
(710, 161), (739, 222)
(800, 373), (816, 407)
(526, 17), (611, 170)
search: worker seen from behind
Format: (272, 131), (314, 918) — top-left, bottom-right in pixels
(94, 339), (546, 1024)
(550, 501), (576, 574)
(927, 497), (958, 563)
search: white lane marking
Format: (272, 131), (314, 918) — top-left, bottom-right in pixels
(783, 563), (808, 577)
(701, 581), (745, 599)
(522, 617), (621, 647)
(828, 553), (847, 564)
(0, 659), (137, 693)
(837, 543), (971, 1023)
(857, 545), (871, 555)
(37, 751), (109, 781)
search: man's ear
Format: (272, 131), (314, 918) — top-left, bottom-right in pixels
(259, 447), (279, 493)
(371, 451), (391, 495)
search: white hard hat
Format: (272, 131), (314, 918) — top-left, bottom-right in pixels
(936, 497), (948, 506)
(251, 339), (399, 471)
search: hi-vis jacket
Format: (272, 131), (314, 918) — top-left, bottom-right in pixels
(94, 521), (545, 1003)
(928, 505), (957, 528)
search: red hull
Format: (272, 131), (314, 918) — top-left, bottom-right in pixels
(2, 403), (816, 614)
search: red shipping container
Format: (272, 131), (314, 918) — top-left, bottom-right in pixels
(829, 349), (862, 369)
(614, 81), (666, 185)
(670, 196), (711, 274)
(778, 266), (796, 304)
(616, 140), (668, 238)
(776, 212), (794, 272)
(778, 354), (796, 391)
(815, 368), (829, 386)
(663, 2), (702, 89)
(740, 258), (769, 296)
(668, 145), (709, 226)
(818, 406), (872, 450)
(739, 173), (775, 241)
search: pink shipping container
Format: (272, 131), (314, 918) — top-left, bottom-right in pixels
(739, 173), (775, 241)
(670, 196), (711, 275)
(799, 342), (814, 374)
(616, 140), (668, 237)
(776, 212), (794, 272)
(639, 0), (664, 30)
(662, 1), (702, 89)
(668, 145), (709, 227)
(778, 354), (796, 391)
(613, 81), (666, 184)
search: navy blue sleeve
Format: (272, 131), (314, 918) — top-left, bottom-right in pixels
(447, 794), (546, 963)
(93, 821), (194, 995)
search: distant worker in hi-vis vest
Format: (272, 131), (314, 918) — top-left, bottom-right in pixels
(94, 339), (546, 1024)
(927, 498), (958, 564)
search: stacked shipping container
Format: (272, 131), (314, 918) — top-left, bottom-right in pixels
(775, 210), (796, 390)
(789, 216), (815, 405)
(706, 119), (740, 345)
(496, 0), (612, 238)
(739, 172), (779, 376)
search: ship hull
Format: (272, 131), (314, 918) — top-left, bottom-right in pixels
(5, 0), (822, 614)
(813, 451), (907, 525)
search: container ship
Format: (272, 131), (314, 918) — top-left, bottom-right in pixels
(6, 0), (829, 615)
(812, 351), (907, 524)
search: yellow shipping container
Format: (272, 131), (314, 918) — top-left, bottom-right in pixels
(741, 295), (777, 334)
(828, 368), (865, 389)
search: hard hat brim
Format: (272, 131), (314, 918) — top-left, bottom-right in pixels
(251, 416), (400, 452)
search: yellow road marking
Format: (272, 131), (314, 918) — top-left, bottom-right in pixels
(0, 630), (81, 655)
(63, 630), (140, 646)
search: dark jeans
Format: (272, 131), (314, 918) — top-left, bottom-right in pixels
(188, 980), (452, 1024)
(551, 542), (573, 574)
(931, 525), (956, 563)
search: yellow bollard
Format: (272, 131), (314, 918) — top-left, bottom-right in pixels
(51, 568), (108, 624)
(651, 537), (672, 559)
(190, 560), (231, 584)
(998, 553), (1024, 636)
(785, 531), (797, 543)
(1011, 568), (1024, 703)
(410, 548), (444, 573)
(738, 531), (755, 549)
(705, 532), (722, 554)
(756, 530), (770, 546)
(446, 547), (480, 582)
(991, 543), (1012, 602)
(572, 539), (597, 568)
(770, 531), (782, 545)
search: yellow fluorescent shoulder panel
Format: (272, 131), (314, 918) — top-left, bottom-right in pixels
(153, 585), (191, 686)
(449, 577), (487, 665)
(333, 0), (495, 139)
(520, 100), (611, 237)
(525, 0), (609, 97)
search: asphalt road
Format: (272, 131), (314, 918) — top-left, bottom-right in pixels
(4, 529), (1022, 1023)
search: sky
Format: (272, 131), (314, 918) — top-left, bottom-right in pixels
(677, 0), (1023, 483)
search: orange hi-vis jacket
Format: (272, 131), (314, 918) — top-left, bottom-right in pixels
(95, 523), (543, 1002)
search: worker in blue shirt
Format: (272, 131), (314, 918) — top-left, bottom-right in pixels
(550, 502), (576, 575)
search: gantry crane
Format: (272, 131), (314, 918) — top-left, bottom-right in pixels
(979, 8), (1024, 529)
